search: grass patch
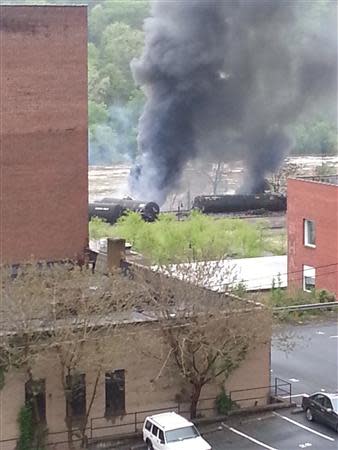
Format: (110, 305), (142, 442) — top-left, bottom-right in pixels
(262, 230), (287, 255)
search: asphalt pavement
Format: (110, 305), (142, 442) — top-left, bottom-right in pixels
(271, 319), (338, 397)
(202, 408), (337, 450)
(126, 409), (338, 450)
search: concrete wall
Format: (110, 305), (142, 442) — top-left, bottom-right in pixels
(287, 179), (338, 297)
(0, 323), (270, 448)
(0, 6), (88, 265)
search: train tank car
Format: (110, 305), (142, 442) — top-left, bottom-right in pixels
(89, 198), (160, 224)
(193, 193), (286, 213)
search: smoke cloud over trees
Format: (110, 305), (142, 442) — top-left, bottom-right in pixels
(130, 0), (337, 204)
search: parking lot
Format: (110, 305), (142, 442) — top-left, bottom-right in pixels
(125, 408), (337, 450)
(202, 409), (337, 450)
(202, 319), (338, 450)
(271, 320), (338, 396)
(105, 320), (337, 450)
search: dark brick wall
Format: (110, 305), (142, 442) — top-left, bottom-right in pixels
(287, 179), (338, 297)
(0, 6), (88, 264)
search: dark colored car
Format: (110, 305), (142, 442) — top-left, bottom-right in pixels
(302, 393), (338, 432)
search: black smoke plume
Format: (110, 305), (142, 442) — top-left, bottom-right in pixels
(130, 0), (337, 204)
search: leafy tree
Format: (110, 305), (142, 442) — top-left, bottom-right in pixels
(293, 119), (337, 156)
(88, 101), (109, 134)
(89, 0), (149, 46)
(93, 22), (144, 105)
(88, 19), (145, 163)
(142, 264), (271, 418)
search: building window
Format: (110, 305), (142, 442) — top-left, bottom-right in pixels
(304, 219), (316, 247)
(25, 379), (46, 423)
(105, 369), (125, 416)
(66, 373), (86, 418)
(303, 265), (315, 292)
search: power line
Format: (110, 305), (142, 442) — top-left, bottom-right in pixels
(204, 261), (338, 288)
(247, 269), (338, 291)
(208, 263), (338, 291)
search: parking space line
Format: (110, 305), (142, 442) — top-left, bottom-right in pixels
(221, 422), (278, 450)
(273, 412), (335, 442)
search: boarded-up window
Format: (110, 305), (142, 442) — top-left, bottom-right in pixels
(66, 373), (86, 418)
(25, 378), (46, 423)
(105, 369), (125, 415)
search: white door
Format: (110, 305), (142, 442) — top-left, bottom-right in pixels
(150, 425), (162, 450)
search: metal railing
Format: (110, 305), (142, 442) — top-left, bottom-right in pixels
(229, 378), (292, 407)
(274, 377), (292, 403)
(273, 301), (338, 313)
(88, 378), (292, 442)
(89, 405), (180, 440)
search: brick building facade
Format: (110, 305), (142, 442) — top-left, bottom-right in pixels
(287, 177), (338, 297)
(0, 6), (88, 265)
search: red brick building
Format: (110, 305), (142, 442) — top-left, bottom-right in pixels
(287, 176), (338, 298)
(0, 6), (88, 265)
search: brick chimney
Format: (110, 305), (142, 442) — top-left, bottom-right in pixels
(106, 238), (126, 272)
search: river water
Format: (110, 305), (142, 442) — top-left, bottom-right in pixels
(89, 156), (338, 210)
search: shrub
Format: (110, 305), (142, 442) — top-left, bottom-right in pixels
(317, 289), (336, 303)
(17, 405), (34, 450)
(89, 211), (277, 264)
(216, 389), (237, 415)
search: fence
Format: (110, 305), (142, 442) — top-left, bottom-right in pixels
(0, 378), (292, 449)
(229, 377), (292, 408)
(88, 378), (292, 442)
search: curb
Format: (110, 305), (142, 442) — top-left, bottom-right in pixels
(191, 400), (295, 427)
(291, 406), (304, 414)
(227, 400), (296, 416)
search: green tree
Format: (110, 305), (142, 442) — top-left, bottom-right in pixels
(293, 119), (337, 156)
(89, 0), (149, 45)
(88, 19), (145, 163)
(95, 22), (144, 105)
(88, 101), (108, 134)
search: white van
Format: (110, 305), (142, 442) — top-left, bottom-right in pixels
(142, 411), (212, 450)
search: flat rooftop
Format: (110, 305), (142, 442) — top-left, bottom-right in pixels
(161, 255), (287, 292)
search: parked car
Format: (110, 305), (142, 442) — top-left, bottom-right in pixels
(302, 392), (338, 432)
(143, 411), (212, 450)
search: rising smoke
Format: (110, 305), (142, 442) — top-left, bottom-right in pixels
(130, 0), (337, 204)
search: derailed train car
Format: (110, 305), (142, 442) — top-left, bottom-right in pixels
(89, 198), (160, 224)
(193, 193), (286, 213)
